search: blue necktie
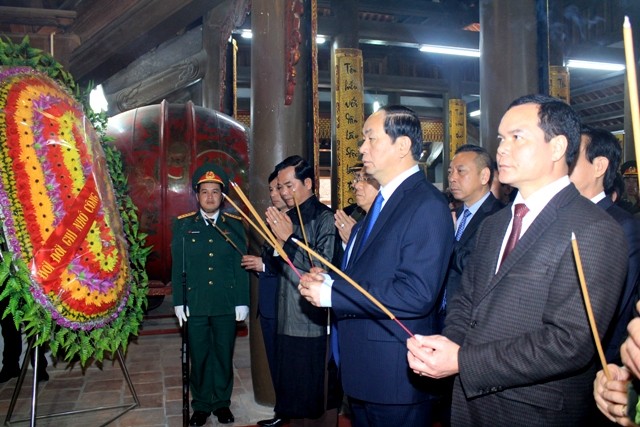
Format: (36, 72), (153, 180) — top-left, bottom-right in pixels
(362, 192), (384, 244)
(455, 209), (471, 241)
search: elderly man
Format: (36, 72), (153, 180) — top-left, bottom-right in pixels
(334, 164), (380, 246)
(300, 106), (454, 427)
(408, 94), (627, 426)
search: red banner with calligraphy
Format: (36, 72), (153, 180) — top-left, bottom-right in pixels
(31, 177), (101, 285)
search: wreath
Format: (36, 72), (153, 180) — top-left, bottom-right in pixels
(0, 36), (150, 364)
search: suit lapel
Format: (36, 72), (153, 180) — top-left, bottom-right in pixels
(350, 172), (421, 265)
(480, 186), (577, 300)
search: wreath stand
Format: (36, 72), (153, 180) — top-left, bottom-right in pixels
(3, 335), (139, 426)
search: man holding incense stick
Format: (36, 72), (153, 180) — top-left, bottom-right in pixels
(299, 106), (454, 427)
(265, 155), (342, 427)
(171, 164), (249, 426)
(407, 95), (627, 426)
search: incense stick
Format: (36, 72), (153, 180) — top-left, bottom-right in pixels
(226, 183), (302, 279)
(571, 232), (611, 380)
(293, 194), (315, 268)
(292, 237), (414, 337)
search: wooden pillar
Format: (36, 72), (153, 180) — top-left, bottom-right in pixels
(202, 0), (249, 113)
(250, 0), (311, 406)
(479, 0), (538, 157)
(331, 0), (362, 209)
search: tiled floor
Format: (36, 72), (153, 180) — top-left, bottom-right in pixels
(0, 298), (274, 426)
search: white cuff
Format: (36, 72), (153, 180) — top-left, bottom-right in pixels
(319, 273), (334, 307)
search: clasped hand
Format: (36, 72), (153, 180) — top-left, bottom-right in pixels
(298, 267), (327, 307)
(406, 334), (460, 379)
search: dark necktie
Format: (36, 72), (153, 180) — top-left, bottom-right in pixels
(362, 192), (384, 244)
(351, 192), (383, 264)
(455, 209), (471, 241)
(500, 203), (529, 267)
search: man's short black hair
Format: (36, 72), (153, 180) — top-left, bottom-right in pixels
(379, 105), (424, 161)
(276, 155), (315, 191)
(454, 144), (495, 185)
(580, 125), (621, 193)
(508, 94), (581, 171)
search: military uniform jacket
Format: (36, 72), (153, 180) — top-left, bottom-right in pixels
(171, 210), (249, 316)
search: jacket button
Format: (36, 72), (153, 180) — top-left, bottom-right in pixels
(208, 267), (213, 271)
(470, 320), (477, 327)
(209, 253), (214, 257)
(192, 238), (196, 243)
(208, 281), (213, 285)
(209, 239), (213, 243)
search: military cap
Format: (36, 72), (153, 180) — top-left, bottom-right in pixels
(191, 163), (228, 192)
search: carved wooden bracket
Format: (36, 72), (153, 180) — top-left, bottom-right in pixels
(285, 0), (304, 105)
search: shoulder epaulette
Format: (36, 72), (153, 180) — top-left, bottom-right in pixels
(177, 211), (197, 219)
(223, 212), (242, 221)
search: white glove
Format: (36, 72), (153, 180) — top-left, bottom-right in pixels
(235, 305), (249, 321)
(174, 305), (190, 327)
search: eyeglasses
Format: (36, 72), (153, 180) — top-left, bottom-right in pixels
(351, 175), (373, 187)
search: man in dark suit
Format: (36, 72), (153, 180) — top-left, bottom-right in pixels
(171, 164), (249, 426)
(443, 144), (504, 312)
(407, 94), (627, 426)
(300, 105), (454, 427)
(242, 168), (291, 427)
(436, 144), (504, 426)
(571, 126), (640, 365)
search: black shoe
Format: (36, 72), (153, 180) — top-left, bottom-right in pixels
(213, 407), (234, 424)
(37, 370), (49, 382)
(0, 367), (19, 383)
(189, 410), (210, 426)
(257, 417), (287, 427)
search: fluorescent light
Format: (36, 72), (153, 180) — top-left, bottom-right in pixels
(566, 59), (625, 71)
(372, 100), (381, 112)
(469, 109), (481, 117)
(316, 35), (326, 45)
(240, 29), (252, 39)
(420, 44), (480, 58)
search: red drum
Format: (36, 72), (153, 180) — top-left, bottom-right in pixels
(106, 101), (249, 291)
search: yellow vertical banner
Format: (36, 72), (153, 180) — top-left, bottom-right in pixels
(549, 65), (570, 104)
(334, 48), (364, 209)
(449, 99), (466, 160)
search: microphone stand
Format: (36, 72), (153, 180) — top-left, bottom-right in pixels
(181, 236), (189, 427)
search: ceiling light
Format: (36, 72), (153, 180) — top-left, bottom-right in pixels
(469, 110), (481, 117)
(566, 59), (625, 71)
(419, 44), (480, 58)
(240, 29), (252, 39)
(316, 35), (327, 45)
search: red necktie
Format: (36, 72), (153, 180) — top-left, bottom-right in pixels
(500, 203), (529, 267)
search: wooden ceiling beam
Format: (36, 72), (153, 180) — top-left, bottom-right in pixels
(68, 0), (224, 83)
(0, 6), (76, 28)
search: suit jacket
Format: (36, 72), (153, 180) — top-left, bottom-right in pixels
(443, 193), (504, 307)
(171, 211), (249, 315)
(257, 241), (281, 320)
(445, 184), (627, 426)
(330, 171), (454, 404)
(598, 197), (640, 363)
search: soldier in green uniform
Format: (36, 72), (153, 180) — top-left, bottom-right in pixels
(171, 163), (249, 426)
